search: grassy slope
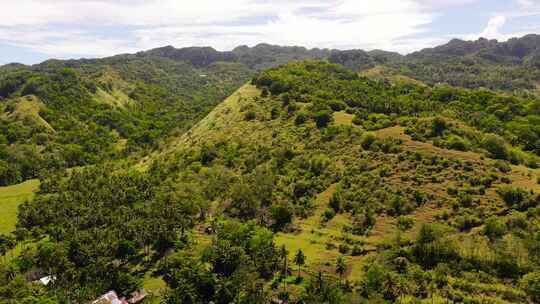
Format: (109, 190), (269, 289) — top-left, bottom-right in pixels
(377, 126), (540, 193)
(0, 179), (40, 234)
(4, 95), (55, 132)
(149, 81), (539, 302)
(169, 82), (539, 266)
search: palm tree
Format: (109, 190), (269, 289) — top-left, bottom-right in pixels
(335, 256), (346, 280)
(293, 249), (306, 279)
(279, 245), (289, 293)
(279, 245), (289, 276)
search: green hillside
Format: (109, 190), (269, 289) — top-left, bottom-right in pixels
(3, 60), (540, 303)
(1, 34), (540, 303)
(0, 56), (250, 186)
(1, 35), (540, 187)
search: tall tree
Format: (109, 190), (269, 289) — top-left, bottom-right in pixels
(336, 256), (346, 280)
(294, 249), (306, 279)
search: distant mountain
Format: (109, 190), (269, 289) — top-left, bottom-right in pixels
(140, 43), (331, 69)
(398, 34), (540, 90)
(142, 45), (238, 67)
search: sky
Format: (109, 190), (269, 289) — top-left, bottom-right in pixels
(0, 0), (539, 65)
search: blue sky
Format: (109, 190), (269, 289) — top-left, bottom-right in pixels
(0, 0), (539, 65)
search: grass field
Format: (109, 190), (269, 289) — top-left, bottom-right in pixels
(333, 111), (354, 126)
(0, 179), (40, 234)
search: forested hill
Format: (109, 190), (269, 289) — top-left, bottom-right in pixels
(393, 34), (540, 91)
(4, 59), (540, 303)
(130, 34), (540, 93)
(144, 44), (331, 69)
(0, 53), (251, 186)
(0, 34), (539, 187)
(136, 35), (540, 92)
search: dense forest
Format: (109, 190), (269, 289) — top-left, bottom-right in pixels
(1, 35), (540, 303)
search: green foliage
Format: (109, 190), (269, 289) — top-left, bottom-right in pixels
(294, 249), (306, 278)
(295, 112), (309, 125)
(3, 49), (540, 303)
(483, 217), (507, 240)
(521, 271), (540, 302)
(335, 256), (347, 278)
(0, 56), (250, 186)
(162, 220), (277, 304)
(497, 186), (530, 208)
(360, 132), (377, 150)
(482, 134), (509, 160)
(397, 216), (415, 231)
(413, 224), (458, 267)
(313, 110), (333, 128)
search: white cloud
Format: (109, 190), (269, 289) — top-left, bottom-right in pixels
(133, 0), (433, 52)
(517, 0), (538, 7)
(416, 0), (481, 9)
(0, 0), (438, 59)
(477, 15), (508, 39)
(461, 1), (540, 42)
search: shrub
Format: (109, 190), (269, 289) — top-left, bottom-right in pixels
(455, 214), (481, 231)
(494, 160), (512, 173)
(445, 135), (469, 151)
(351, 245), (364, 256)
(482, 134), (508, 160)
(270, 203), (293, 231)
(329, 192), (342, 213)
(413, 224), (458, 267)
(497, 186), (528, 208)
(244, 111), (256, 121)
(431, 117), (447, 136)
(295, 112), (309, 125)
(352, 115), (363, 125)
(389, 195), (414, 216)
(269, 107), (280, 120)
(360, 132), (377, 150)
(397, 216), (415, 231)
(287, 102), (299, 113)
(338, 243), (350, 254)
(361, 262), (387, 296)
(322, 208), (336, 222)
(447, 186), (458, 196)
(459, 193), (473, 208)
(506, 212), (528, 230)
(328, 100), (347, 111)
(521, 271), (540, 302)
(313, 110), (332, 128)
(351, 210), (376, 235)
(483, 217), (506, 240)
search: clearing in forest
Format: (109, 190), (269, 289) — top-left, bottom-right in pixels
(0, 179), (40, 234)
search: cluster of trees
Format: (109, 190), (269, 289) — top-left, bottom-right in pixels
(10, 166), (168, 301)
(405, 116), (540, 167)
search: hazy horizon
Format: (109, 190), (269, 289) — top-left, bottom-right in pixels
(1, 0), (539, 65)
